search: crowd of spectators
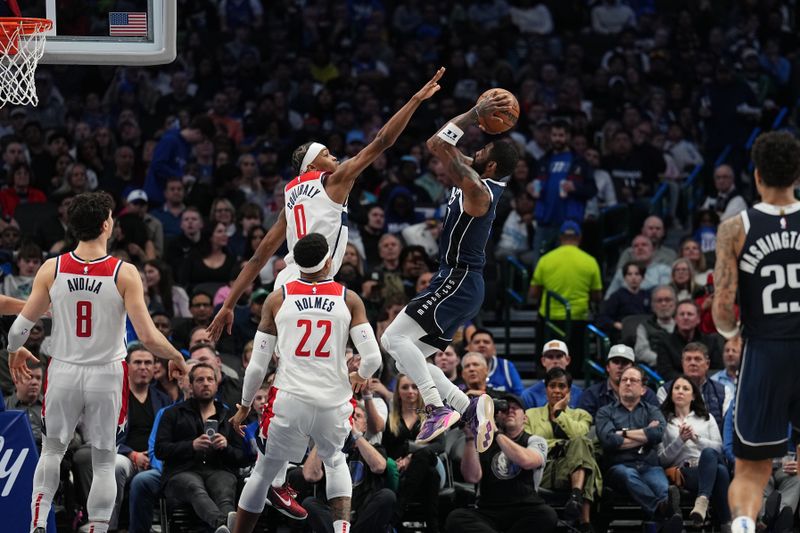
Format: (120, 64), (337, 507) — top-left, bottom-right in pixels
(0, 0), (799, 532)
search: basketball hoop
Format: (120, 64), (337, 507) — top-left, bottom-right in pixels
(0, 17), (52, 107)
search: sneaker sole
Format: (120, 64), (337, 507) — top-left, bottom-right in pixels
(415, 411), (461, 444)
(271, 507), (308, 521)
(475, 395), (495, 453)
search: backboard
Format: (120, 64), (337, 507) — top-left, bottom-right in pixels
(37, 0), (176, 65)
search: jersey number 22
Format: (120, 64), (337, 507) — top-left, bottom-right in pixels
(295, 319), (331, 357)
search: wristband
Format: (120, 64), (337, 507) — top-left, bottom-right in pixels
(361, 394), (374, 401)
(436, 122), (464, 146)
(716, 325), (740, 340)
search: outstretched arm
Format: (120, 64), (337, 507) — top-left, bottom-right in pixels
(713, 215), (744, 338)
(207, 211), (287, 340)
(325, 67), (445, 204)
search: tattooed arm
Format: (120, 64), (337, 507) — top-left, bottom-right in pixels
(713, 215), (745, 337)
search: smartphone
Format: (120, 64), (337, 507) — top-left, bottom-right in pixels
(204, 419), (218, 438)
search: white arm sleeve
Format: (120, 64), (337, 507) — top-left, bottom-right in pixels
(350, 323), (381, 380)
(241, 330), (277, 408)
(7, 314), (35, 353)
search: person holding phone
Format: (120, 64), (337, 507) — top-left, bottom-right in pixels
(155, 363), (250, 533)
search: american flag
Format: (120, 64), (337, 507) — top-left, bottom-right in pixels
(109, 12), (148, 37)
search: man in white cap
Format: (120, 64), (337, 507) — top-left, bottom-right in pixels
(521, 339), (583, 409)
(577, 344), (659, 418)
(123, 188), (164, 257)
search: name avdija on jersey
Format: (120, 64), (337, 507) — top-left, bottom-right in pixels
(293, 296), (336, 313)
(66, 277), (103, 294)
(739, 230), (800, 274)
(286, 184), (321, 210)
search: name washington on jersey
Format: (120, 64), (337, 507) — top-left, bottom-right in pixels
(66, 277), (103, 294)
(286, 183), (321, 209)
(293, 296), (337, 313)
(739, 229), (800, 274)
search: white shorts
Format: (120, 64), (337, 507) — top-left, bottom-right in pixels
(273, 262), (300, 289)
(260, 387), (354, 462)
(43, 358), (127, 451)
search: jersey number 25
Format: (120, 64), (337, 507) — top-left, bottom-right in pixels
(295, 319), (331, 357)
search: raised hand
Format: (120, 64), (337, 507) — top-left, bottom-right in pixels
(207, 307), (234, 341)
(413, 67), (445, 102)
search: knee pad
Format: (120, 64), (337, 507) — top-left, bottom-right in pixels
(41, 436), (69, 456)
(323, 452), (351, 500)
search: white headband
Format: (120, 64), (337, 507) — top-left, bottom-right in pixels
(300, 142), (326, 174)
(298, 255), (329, 274)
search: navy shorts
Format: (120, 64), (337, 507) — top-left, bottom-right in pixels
(734, 337), (800, 460)
(404, 267), (483, 351)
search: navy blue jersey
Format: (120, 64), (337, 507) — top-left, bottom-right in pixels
(438, 178), (507, 270)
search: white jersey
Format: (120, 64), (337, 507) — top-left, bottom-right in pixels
(283, 170), (348, 276)
(49, 252), (127, 365)
(273, 279), (352, 405)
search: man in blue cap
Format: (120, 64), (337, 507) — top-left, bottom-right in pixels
(529, 221), (602, 376)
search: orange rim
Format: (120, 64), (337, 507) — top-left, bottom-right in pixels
(0, 17), (53, 35)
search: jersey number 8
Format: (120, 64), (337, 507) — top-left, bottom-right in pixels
(76, 300), (92, 337)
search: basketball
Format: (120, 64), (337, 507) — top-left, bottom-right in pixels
(476, 88), (519, 134)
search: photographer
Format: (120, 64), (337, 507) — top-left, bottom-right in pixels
(445, 393), (557, 533)
(155, 363), (249, 531)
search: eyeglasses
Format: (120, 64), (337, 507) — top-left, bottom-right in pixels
(620, 377), (642, 384)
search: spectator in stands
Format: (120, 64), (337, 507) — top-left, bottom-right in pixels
(164, 207), (204, 283)
(615, 216), (677, 270)
(35, 192), (73, 254)
(679, 237), (712, 287)
(155, 363), (248, 532)
(658, 376), (730, 528)
(227, 202), (263, 260)
(446, 392), (557, 533)
(495, 191), (534, 265)
(144, 115), (216, 206)
(723, 401), (800, 533)
(460, 351), (494, 397)
(381, 374), (443, 532)
(523, 368), (600, 529)
(5, 358), (43, 448)
(529, 221), (602, 375)
(583, 147), (618, 219)
(528, 120), (596, 263)
(596, 366), (682, 532)
(114, 346), (172, 530)
(180, 221), (237, 290)
(591, 0), (636, 35)
(2, 242), (42, 299)
(597, 261), (650, 340)
(578, 344), (659, 418)
(606, 235), (671, 297)
(433, 344), (462, 388)
(0, 138), (25, 182)
(634, 285), (676, 366)
(0, 162), (46, 219)
(188, 343), (242, 410)
(710, 336), (741, 397)
(358, 205), (386, 267)
(302, 403), (395, 533)
(143, 260), (190, 318)
(700, 164), (747, 222)
(172, 291), (214, 349)
(151, 177), (186, 239)
(521, 339), (583, 409)
(100, 145), (138, 206)
(371, 233), (401, 275)
(468, 329), (523, 395)
(153, 355), (181, 403)
(669, 258), (699, 301)
(653, 301), (723, 380)
(120, 189), (164, 257)
(656, 342), (730, 431)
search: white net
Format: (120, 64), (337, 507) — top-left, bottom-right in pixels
(0, 19), (51, 107)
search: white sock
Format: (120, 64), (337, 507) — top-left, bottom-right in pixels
(427, 362), (470, 413)
(731, 516), (756, 533)
(333, 519), (351, 533)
